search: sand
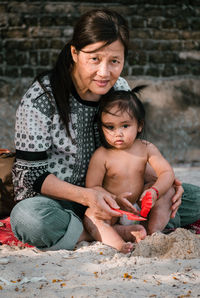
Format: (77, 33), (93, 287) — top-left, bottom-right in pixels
(0, 166), (200, 298)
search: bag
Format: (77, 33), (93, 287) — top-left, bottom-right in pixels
(0, 149), (16, 219)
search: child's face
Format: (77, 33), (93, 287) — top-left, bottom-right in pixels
(101, 106), (142, 149)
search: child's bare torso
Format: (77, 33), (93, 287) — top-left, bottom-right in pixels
(103, 140), (148, 204)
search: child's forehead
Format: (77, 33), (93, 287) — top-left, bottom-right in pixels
(102, 107), (132, 120)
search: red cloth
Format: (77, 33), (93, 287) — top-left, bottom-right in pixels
(0, 217), (33, 247)
(184, 219), (200, 234)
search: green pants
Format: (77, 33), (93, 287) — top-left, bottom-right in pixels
(10, 195), (84, 250)
(166, 183), (200, 229)
(10, 183), (200, 250)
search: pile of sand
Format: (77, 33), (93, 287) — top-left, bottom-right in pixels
(133, 228), (200, 259)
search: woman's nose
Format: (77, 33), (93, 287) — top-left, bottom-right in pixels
(97, 62), (109, 77)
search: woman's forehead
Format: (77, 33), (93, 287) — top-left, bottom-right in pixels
(81, 39), (124, 56)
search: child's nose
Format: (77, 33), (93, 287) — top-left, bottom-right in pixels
(116, 128), (123, 136)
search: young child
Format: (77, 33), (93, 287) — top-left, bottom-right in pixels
(84, 88), (175, 253)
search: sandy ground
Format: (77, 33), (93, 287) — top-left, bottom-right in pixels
(0, 165), (200, 298)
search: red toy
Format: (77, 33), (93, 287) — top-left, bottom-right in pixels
(111, 208), (146, 221)
(140, 191), (153, 218)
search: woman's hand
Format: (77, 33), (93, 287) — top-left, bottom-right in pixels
(116, 192), (139, 214)
(85, 187), (122, 220)
(170, 178), (183, 218)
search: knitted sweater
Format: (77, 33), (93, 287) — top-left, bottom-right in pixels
(13, 76), (130, 204)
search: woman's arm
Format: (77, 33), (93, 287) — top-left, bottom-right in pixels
(41, 173), (121, 221)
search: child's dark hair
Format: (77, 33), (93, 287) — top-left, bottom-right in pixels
(98, 86), (146, 148)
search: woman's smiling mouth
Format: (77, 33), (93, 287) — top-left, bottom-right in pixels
(94, 80), (109, 87)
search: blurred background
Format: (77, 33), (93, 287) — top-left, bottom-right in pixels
(0, 0), (200, 164)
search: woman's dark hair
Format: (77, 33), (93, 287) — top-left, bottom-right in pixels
(98, 86), (146, 148)
(37, 9), (129, 137)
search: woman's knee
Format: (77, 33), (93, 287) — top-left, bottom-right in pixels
(11, 197), (40, 230)
(11, 196), (62, 228)
(10, 196), (71, 248)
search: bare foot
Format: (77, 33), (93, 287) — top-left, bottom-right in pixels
(114, 224), (146, 243)
(120, 242), (134, 254)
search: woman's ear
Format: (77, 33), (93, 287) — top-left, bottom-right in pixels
(71, 45), (78, 63)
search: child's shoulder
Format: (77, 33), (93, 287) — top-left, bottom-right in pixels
(135, 139), (149, 147)
(90, 147), (111, 165)
(134, 139), (159, 151)
(136, 139), (154, 146)
(93, 146), (109, 156)
(136, 140), (161, 155)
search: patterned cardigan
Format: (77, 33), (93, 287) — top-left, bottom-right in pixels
(12, 76), (130, 203)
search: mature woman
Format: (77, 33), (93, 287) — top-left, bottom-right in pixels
(11, 9), (196, 250)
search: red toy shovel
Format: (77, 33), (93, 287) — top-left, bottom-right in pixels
(111, 208), (146, 221)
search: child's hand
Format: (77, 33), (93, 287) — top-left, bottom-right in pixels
(116, 192), (139, 214)
(140, 189), (158, 217)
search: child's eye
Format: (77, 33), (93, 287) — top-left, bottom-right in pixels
(103, 125), (114, 130)
(107, 125), (114, 130)
(123, 124), (129, 128)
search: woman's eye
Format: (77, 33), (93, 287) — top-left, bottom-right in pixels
(111, 59), (119, 64)
(91, 57), (98, 62)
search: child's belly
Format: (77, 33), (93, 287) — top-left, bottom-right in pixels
(103, 174), (144, 204)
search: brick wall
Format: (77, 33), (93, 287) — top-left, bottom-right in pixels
(1, 1), (200, 163)
(0, 0), (200, 99)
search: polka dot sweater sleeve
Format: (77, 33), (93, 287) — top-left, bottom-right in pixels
(13, 80), (54, 201)
(113, 77), (131, 91)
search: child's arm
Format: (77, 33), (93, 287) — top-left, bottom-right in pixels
(86, 147), (117, 199)
(85, 147), (122, 217)
(86, 147), (107, 191)
(147, 142), (175, 195)
(140, 142), (175, 217)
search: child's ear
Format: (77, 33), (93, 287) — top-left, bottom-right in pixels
(138, 123), (143, 132)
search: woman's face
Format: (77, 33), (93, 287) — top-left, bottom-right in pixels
(71, 40), (125, 101)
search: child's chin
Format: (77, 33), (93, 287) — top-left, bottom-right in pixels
(114, 144), (128, 149)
